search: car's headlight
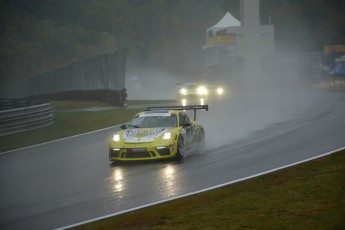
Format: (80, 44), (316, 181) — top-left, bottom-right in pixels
(197, 86), (208, 95)
(162, 132), (172, 140)
(112, 134), (121, 142)
(216, 87), (224, 95)
(180, 88), (187, 95)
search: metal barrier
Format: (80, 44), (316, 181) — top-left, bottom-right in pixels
(312, 77), (345, 92)
(0, 98), (47, 111)
(0, 103), (54, 136)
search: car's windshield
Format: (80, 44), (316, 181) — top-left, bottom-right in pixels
(128, 113), (177, 128)
(185, 84), (197, 89)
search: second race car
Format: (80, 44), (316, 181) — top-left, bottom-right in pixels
(109, 105), (208, 162)
(176, 83), (225, 100)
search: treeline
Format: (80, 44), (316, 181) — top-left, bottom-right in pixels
(0, 0), (344, 82)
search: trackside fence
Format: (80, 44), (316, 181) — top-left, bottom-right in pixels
(0, 103), (54, 136)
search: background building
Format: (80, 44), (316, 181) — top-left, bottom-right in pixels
(202, 0), (274, 84)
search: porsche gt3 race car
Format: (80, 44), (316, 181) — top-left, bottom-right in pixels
(109, 105), (208, 162)
(176, 83), (225, 100)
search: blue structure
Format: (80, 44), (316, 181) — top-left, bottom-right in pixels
(328, 55), (345, 77)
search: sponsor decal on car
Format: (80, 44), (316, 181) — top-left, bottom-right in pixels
(124, 128), (169, 143)
(139, 113), (171, 117)
(125, 128), (166, 138)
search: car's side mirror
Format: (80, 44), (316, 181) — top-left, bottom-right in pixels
(182, 122), (191, 127)
(120, 124), (127, 129)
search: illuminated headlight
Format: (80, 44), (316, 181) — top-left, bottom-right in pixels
(162, 132), (172, 140)
(197, 86), (208, 95)
(112, 134), (121, 142)
(180, 88), (187, 95)
(216, 87), (224, 95)
(182, 99), (187, 106)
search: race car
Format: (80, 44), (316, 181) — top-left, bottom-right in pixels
(109, 105), (208, 162)
(176, 83), (225, 100)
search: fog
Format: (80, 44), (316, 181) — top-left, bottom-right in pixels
(124, 5), (319, 150)
(125, 69), (182, 100)
(125, 55), (318, 150)
(199, 83), (315, 149)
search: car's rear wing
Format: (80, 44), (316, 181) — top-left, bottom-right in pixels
(145, 105), (208, 120)
(175, 82), (198, 86)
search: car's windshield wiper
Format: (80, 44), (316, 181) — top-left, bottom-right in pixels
(128, 124), (141, 128)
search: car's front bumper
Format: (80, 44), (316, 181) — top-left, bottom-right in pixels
(109, 142), (177, 161)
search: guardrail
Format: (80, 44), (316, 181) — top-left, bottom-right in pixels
(0, 103), (54, 136)
(313, 77), (345, 91)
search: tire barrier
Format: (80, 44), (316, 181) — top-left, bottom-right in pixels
(0, 103), (54, 136)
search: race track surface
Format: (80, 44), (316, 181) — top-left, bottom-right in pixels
(0, 92), (344, 230)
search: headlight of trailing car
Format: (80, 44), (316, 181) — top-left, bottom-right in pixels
(112, 134), (121, 143)
(197, 86), (208, 95)
(180, 88), (187, 95)
(162, 132), (172, 141)
(216, 87), (224, 95)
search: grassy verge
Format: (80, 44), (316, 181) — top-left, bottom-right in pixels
(53, 100), (177, 110)
(1, 100), (176, 152)
(0, 108), (142, 152)
(53, 100), (112, 110)
(72, 150), (345, 230)
(127, 100), (176, 105)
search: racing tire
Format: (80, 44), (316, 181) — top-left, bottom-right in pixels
(176, 135), (185, 160)
(197, 129), (205, 153)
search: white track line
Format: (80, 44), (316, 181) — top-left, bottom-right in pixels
(56, 146), (345, 230)
(0, 125), (120, 155)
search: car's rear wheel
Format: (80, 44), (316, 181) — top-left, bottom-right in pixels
(197, 129), (205, 153)
(176, 135), (185, 159)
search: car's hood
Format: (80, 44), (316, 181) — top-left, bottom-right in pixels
(123, 128), (171, 143)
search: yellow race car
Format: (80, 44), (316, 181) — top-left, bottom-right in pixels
(109, 105), (208, 162)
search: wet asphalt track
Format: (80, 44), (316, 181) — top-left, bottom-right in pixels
(0, 92), (344, 230)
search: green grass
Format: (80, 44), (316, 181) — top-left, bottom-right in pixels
(0, 102), (142, 152)
(72, 150), (345, 230)
(53, 100), (176, 110)
(53, 100), (112, 110)
(127, 100), (177, 105)
(0, 108), (142, 152)
(1, 100), (177, 152)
